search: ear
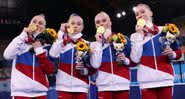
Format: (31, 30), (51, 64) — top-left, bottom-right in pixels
(109, 21), (112, 27)
(82, 25), (84, 31)
(150, 11), (153, 17)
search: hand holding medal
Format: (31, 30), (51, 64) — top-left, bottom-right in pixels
(136, 19), (146, 33)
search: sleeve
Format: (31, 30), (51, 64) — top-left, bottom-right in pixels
(130, 33), (145, 64)
(3, 31), (28, 60)
(90, 42), (103, 69)
(170, 40), (182, 60)
(49, 30), (64, 58)
(122, 36), (137, 67)
(36, 48), (55, 74)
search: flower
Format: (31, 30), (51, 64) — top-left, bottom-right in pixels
(111, 33), (127, 45)
(34, 28), (57, 45)
(117, 33), (127, 44)
(76, 41), (89, 51)
(168, 24), (178, 34)
(110, 33), (127, 66)
(162, 24), (179, 35)
(46, 28), (57, 40)
(161, 23), (179, 48)
(75, 40), (91, 71)
(113, 42), (125, 51)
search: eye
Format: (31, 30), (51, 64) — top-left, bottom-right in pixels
(77, 22), (82, 26)
(141, 10), (145, 14)
(39, 21), (43, 25)
(102, 19), (107, 23)
(96, 20), (100, 24)
(32, 19), (37, 24)
(135, 13), (139, 16)
(70, 22), (75, 25)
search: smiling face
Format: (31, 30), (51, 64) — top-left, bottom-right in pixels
(94, 12), (112, 29)
(68, 15), (84, 33)
(134, 4), (153, 22)
(30, 15), (46, 33)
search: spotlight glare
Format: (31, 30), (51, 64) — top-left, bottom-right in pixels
(122, 11), (126, 16)
(116, 13), (121, 18)
(133, 7), (136, 12)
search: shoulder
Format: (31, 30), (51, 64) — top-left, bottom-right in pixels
(130, 32), (144, 39)
(82, 39), (89, 43)
(158, 26), (163, 33)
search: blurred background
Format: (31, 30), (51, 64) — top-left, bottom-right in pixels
(0, 0), (185, 98)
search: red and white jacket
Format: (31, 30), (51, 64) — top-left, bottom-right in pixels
(90, 34), (132, 92)
(49, 31), (97, 93)
(3, 31), (55, 97)
(130, 26), (181, 89)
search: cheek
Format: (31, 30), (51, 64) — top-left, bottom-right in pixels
(95, 24), (101, 28)
(136, 16), (140, 20)
(38, 26), (45, 32)
(77, 26), (83, 31)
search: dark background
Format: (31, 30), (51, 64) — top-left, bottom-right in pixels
(0, 0), (185, 41)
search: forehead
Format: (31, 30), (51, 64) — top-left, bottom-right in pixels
(69, 16), (83, 22)
(31, 16), (46, 25)
(31, 16), (45, 22)
(95, 13), (109, 21)
(135, 5), (150, 13)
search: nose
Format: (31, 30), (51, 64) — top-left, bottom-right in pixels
(99, 23), (104, 26)
(73, 26), (78, 29)
(137, 13), (142, 19)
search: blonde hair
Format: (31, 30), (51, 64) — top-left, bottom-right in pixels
(135, 4), (152, 12)
(37, 14), (45, 19)
(68, 13), (83, 23)
(95, 11), (111, 22)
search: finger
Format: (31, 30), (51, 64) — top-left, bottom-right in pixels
(162, 50), (172, 55)
(117, 54), (125, 59)
(76, 66), (83, 70)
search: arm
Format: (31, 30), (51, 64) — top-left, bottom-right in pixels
(163, 40), (182, 60)
(117, 36), (137, 66)
(3, 31), (28, 60)
(130, 33), (145, 64)
(36, 51), (55, 74)
(49, 30), (64, 58)
(33, 41), (55, 74)
(90, 42), (103, 69)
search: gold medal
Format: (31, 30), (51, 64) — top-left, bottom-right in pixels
(137, 19), (146, 27)
(97, 26), (105, 34)
(67, 28), (74, 34)
(29, 24), (37, 31)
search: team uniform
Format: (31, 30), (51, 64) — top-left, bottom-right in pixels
(3, 31), (55, 99)
(49, 31), (97, 99)
(91, 35), (132, 99)
(130, 26), (181, 99)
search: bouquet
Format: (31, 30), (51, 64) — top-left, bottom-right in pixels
(161, 23), (179, 49)
(29, 28), (57, 53)
(76, 40), (92, 75)
(110, 33), (127, 66)
(34, 28), (57, 45)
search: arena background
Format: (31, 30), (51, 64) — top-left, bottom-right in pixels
(0, 0), (185, 99)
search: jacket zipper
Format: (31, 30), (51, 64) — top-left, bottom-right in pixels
(151, 38), (158, 70)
